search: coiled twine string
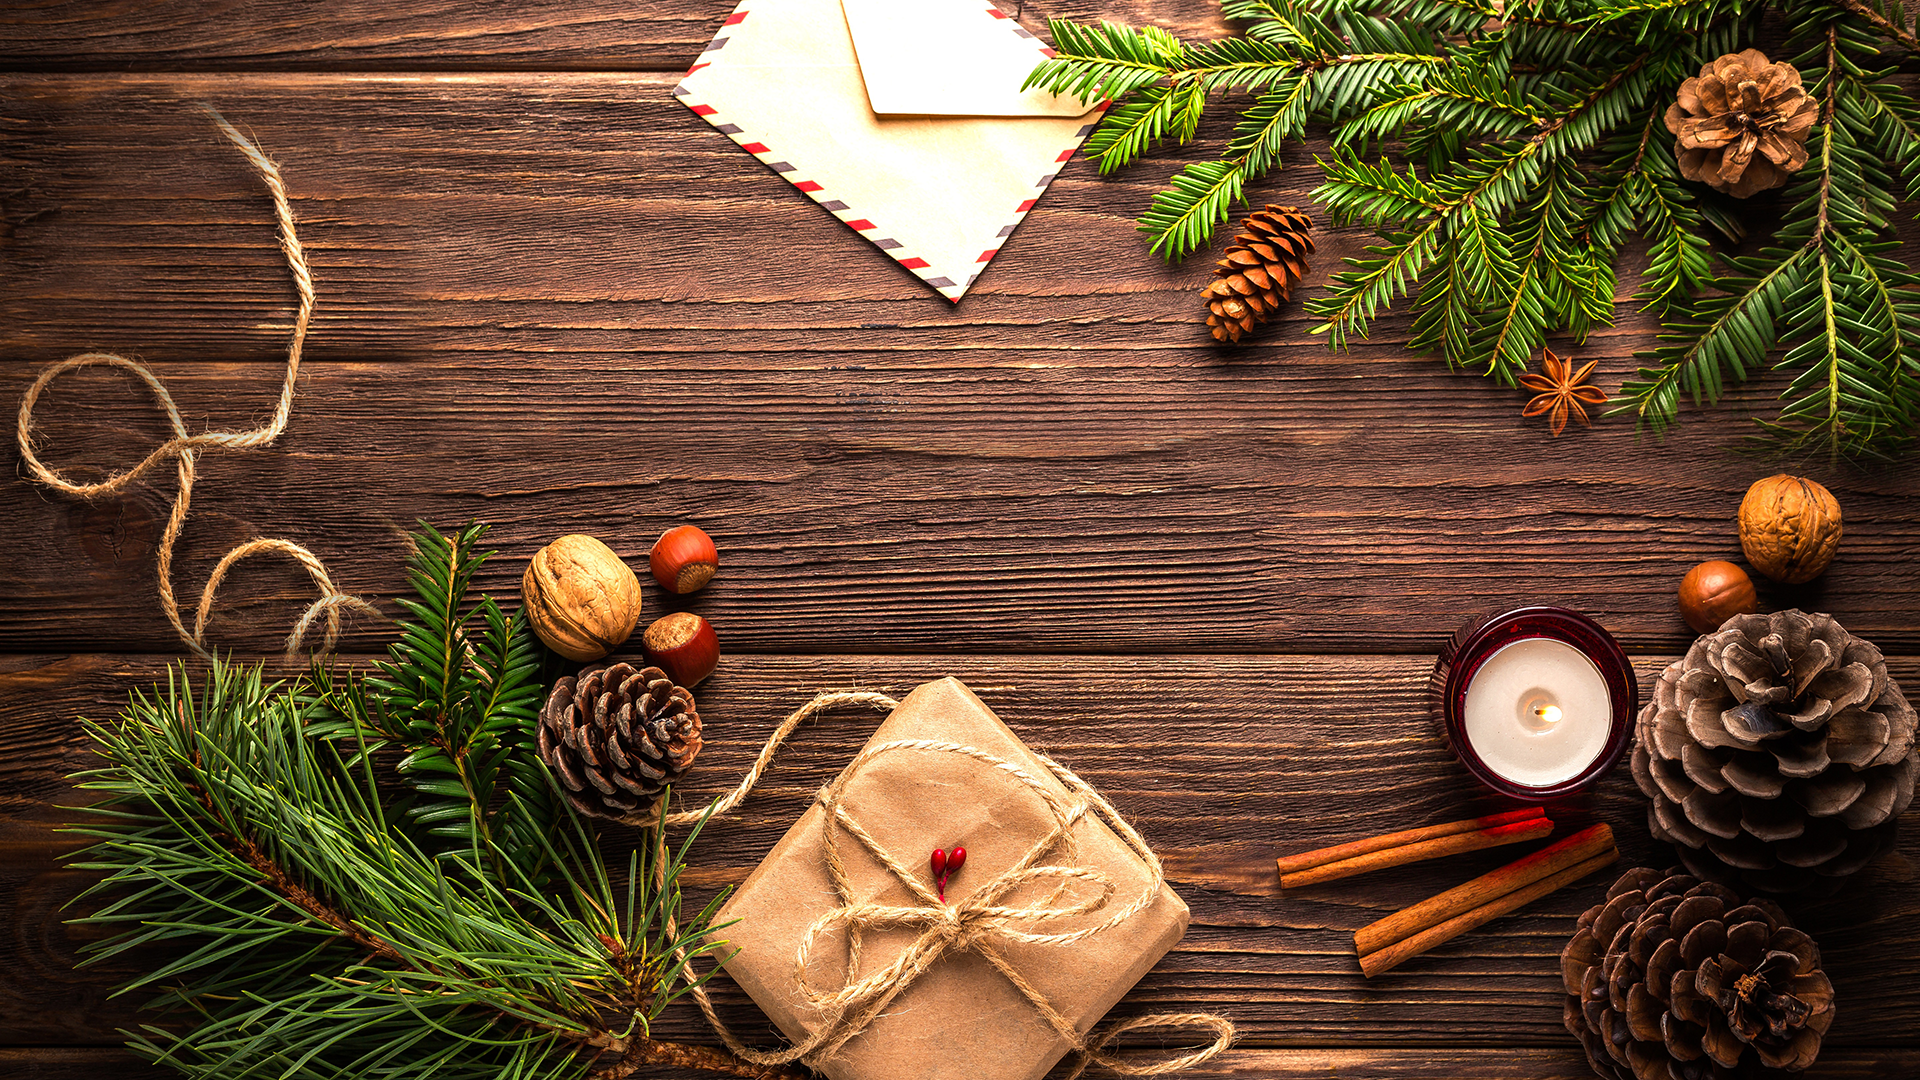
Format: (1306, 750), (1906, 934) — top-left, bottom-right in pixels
(14, 108), (376, 659)
(652, 691), (1235, 1080)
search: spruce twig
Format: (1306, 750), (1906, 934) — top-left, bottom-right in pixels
(1034, 0), (1920, 456)
(63, 537), (755, 1080)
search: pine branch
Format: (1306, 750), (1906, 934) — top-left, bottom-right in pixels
(1615, 250), (1806, 431)
(1824, 0), (1920, 48)
(1143, 159), (1249, 259)
(323, 521), (557, 888)
(1044, 0), (1920, 452)
(69, 658), (749, 1080)
(1031, 1), (1445, 258)
(590, 1036), (803, 1080)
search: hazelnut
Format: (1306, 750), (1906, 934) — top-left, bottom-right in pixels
(642, 612), (720, 687)
(521, 534), (643, 661)
(1738, 474), (1842, 584)
(1678, 560), (1758, 634)
(650, 525), (719, 595)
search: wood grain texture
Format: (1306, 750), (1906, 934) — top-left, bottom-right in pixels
(4, 75), (1919, 656)
(4, 653), (1916, 1056)
(0, 2), (1224, 72)
(2, 1046), (1918, 1080)
(5, 3), (1920, 1070)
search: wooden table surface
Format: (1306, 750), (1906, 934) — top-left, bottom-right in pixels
(4, 3), (1919, 1078)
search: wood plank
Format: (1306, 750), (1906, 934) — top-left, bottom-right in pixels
(5, 654), (1917, 1050)
(5, 74), (1918, 655)
(16, 70), (1918, 357)
(5, 1046), (1918, 1080)
(0, 2), (1226, 72)
(6, 353), (1917, 656)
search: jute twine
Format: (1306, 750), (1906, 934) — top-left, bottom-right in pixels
(657, 691), (1234, 1080)
(14, 109), (375, 659)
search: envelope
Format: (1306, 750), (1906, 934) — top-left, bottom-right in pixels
(677, 0), (1102, 301)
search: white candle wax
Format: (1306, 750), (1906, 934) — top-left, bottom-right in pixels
(1461, 636), (1611, 788)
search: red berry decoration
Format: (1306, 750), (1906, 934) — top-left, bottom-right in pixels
(929, 845), (966, 902)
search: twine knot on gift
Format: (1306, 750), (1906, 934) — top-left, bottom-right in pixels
(657, 692), (1234, 1080)
(13, 108), (374, 659)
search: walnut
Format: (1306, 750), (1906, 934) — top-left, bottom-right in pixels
(522, 534), (643, 661)
(1738, 475), (1842, 584)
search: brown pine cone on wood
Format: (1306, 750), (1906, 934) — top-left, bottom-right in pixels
(1562, 867), (1836, 1079)
(1665, 50), (1819, 199)
(1202, 205), (1314, 343)
(537, 662), (703, 820)
(1633, 609), (1917, 895)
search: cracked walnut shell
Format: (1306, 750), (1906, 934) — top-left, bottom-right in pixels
(1738, 475), (1841, 585)
(522, 534), (643, 661)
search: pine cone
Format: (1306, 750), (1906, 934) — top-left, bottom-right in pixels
(537, 662), (703, 820)
(1633, 609), (1918, 895)
(1664, 50), (1819, 199)
(1562, 867), (1836, 1079)
(1202, 205), (1313, 344)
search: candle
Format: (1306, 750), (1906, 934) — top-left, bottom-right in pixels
(1431, 606), (1637, 800)
(1460, 637), (1611, 788)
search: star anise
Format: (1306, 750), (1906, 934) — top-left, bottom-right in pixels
(1519, 349), (1607, 436)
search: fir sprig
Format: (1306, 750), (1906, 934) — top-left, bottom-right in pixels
(68, 659), (751, 1080)
(63, 527), (774, 1080)
(1035, 0), (1920, 456)
(310, 522), (554, 888)
(1024, 0), (1449, 258)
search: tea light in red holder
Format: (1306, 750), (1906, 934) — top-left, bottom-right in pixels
(1430, 606), (1637, 800)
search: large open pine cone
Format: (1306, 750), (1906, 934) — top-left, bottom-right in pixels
(1201, 205), (1313, 343)
(1563, 867), (1835, 1079)
(1664, 50), (1818, 198)
(537, 662), (703, 820)
(1634, 610), (1917, 895)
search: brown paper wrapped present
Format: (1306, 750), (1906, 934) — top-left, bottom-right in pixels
(712, 678), (1200, 1080)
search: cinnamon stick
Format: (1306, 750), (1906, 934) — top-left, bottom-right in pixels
(1353, 822), (1616, 959)
(1357, 849), (1618, 978)
(1279, 814), (1554, 888)
(1275, 807), (1545, 876)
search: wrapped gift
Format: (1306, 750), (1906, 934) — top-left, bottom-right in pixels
(715, 678), (1191, 1080)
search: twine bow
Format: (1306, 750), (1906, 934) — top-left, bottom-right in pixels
(14, 108), (374, 659)
(659, 692), (1234, 1080)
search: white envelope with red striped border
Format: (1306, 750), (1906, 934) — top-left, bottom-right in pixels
(677, 0), (1102, 302)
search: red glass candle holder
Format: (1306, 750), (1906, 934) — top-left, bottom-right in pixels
(1429, 606), (1637, 801)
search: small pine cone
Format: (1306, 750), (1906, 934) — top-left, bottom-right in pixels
(1665, 50), (1819, 198)
(1562, 867), (1836, 1079)
(1202, 205), (1314, 344)
(1633, 609), (1917, 895)
(537, 662), (703, 820)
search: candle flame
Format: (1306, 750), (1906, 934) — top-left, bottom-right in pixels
(1534, 704), (1563, 725)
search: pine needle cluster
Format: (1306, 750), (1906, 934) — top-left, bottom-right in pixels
(64, 523), (755, 1080)
(1025, 0), (1920, 457)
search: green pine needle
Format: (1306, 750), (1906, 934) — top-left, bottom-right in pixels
(64, 533), (736, 1080)
(1035, 0), (1920, 456)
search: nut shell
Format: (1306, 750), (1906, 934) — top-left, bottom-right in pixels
(1738, 475), (1841, 585)
(522, 534), (643, 661)
(650, 525), (719, 595)
(642, 612), (720, 687)
(1678, 560), (1758, 634)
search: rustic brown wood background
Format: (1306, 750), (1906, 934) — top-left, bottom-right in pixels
(4, 3), (1918, 1078)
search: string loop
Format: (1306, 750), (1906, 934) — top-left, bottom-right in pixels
(14, 109), (375, 659)
(652, 691), (1234, 1080)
